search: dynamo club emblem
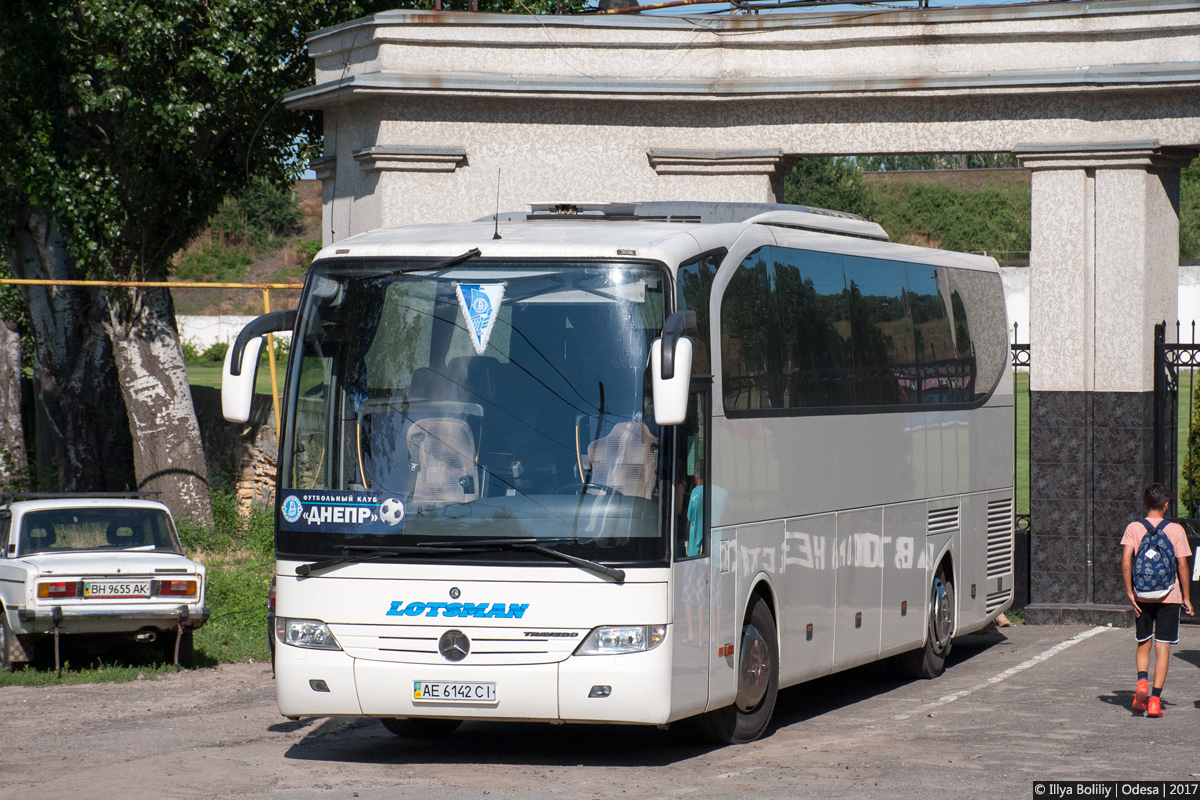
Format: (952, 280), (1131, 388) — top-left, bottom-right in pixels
(282, 494), (303, 523)
(456, 283), (505, 355)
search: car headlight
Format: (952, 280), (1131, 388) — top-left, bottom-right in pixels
(276, 617), (341, 650)
(574, 625), (666, 655)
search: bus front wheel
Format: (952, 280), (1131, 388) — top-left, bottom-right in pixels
(696, 594), (779, 745)
(380, 718), (462, 738)
(897, 565), (955, 679)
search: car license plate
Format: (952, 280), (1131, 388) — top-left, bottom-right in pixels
(84, 581), (150, 598)
(413, 681), (497, 704)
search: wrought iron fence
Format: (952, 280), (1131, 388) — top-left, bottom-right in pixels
(1010, 322), (1030, 608)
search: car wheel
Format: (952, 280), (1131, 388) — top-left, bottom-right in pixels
(380, 718), (462, 738)
(695, 594), (779, 745)
(896, 564), (955, 679)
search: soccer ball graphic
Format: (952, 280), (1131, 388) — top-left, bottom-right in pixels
(378, 497), (406, 526)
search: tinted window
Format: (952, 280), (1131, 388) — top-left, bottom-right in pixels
(721, 246), (1001, 414)
(676, 249), (724, 376)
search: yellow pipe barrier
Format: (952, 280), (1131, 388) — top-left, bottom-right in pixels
(0, 278), (303, 445)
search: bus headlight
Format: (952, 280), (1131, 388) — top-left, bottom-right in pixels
(574, 625), (666, 655)
(276, 617), (342, 650)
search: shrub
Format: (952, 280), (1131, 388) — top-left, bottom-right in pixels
(295, 237), (322, 266)
(180, 338), (203, 364)
(240, 177), (303, 241)
(175, 241), (253, 283)
(202, 341), (229, 363)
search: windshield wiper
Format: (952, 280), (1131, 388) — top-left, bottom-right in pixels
(416, 537), (626, 583)
(513, 542), (626, 583)
(369, 248), (482, 279)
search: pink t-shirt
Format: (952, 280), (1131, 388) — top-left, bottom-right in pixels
(1120, 518), (1192, 603)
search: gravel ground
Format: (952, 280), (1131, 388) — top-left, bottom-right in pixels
(3, 622), (1198, 800)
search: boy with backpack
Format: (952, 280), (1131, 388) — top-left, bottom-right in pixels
(1121, 483), (1193, 718)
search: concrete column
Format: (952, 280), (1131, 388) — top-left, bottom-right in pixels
(1015, 141), (1195, 621)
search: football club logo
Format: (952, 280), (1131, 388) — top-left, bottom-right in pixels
(455, 283), (505, 355)
(282, 495), (303, 523)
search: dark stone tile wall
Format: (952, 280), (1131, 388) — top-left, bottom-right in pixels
(1029, 390), (1153, 606)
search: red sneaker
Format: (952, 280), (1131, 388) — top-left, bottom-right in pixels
(1132, 679), (1149, 713)
(1146, 696), (1163, 718)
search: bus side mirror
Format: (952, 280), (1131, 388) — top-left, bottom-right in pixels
(651, 336), (692, 426)
(221, 309), (297, 423)
(222, 337), (264, 423)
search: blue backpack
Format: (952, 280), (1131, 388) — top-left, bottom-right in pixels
(1132, 519), (1177, 600)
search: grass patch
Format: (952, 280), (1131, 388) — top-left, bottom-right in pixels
(186, 360), (286, 393)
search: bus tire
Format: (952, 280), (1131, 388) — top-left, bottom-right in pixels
(897, 564), (955, 679)
(695, 594), (779, 745)
(380, 718), (462, 738)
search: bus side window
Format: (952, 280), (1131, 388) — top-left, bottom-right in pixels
(676, 249), (724, 377)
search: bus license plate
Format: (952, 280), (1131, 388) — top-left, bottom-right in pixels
(84, 581), (151, 598)
(413, 681), (497, 704)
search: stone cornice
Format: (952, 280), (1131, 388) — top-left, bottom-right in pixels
(285, 63), (1200, 109)
(1015, 141), (1200, 171)
(351, 145), (468, 173)
(309, 156), (337, 182)
(648, 149), (789, 176)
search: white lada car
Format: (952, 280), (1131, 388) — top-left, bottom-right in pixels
(0, 496), (208, 670)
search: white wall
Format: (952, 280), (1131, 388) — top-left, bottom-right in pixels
(1002, 266), (1200, 346)
(178, 315), (290, 350)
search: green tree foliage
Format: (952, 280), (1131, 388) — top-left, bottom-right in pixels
(784, 156), (1032, 255)
(1181, 158), (1200, 261)
(858, 153), (1020, 171)
(870, 182), (1032, 255)
(784, 157), (876, 218)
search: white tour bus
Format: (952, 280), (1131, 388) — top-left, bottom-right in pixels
(223, 201), (1014, 744)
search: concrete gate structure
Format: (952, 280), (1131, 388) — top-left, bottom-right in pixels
(286, 0), (1200, 619)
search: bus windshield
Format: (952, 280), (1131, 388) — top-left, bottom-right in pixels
(278, 258), (669, 564)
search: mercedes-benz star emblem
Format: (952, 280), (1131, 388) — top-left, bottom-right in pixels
(439, 630), (470, 662)
(449, 587), (461, 599)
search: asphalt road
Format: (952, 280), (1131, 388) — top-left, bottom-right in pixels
(3, 622), (1198, 800)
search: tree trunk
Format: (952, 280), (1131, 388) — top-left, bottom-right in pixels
(0, 320), (27, 489)
(103, 286), (214, 526)
(5, 204), (133, 492)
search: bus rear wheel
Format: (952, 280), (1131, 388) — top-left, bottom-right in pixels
(897, 565), (955, 679)
(696, 594), (778, 745)
(380, 718), (462, 738)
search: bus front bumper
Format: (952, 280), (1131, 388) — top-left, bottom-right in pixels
(274, 635), (675, 725)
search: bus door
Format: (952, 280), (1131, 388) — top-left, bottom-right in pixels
(669, 388), (711, 718)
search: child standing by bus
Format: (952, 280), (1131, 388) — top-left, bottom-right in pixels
(1120, 483), (1193, 718)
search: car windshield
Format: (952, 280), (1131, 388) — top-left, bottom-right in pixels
(18, 508), (182, 556)
(278, 258), (670, 564)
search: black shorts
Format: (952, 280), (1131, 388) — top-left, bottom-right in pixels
(1135, 601), (1181, 644)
